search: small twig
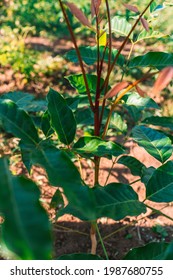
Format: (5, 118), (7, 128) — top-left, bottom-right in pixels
(104, 157), (117, 186)
(95, 223), (109, 260)
(102, 71), (158, 139)
(145, 204), (173, 222)
(53, 224), (89, 236)
(100, 0), (155, 92)
(136, 226), (142, 241)
(130, 178), (141, 185)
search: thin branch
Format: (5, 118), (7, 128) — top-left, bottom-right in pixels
(145, 204), (173, 223)
(100, 0), (155, 92)
(59, 0), (94, 112)
(105, 0), (112, 74)
(98, 0), (112, 130)
(95, 223), (109, 260)
(104, 157), (117, 186)
(102, 70), (158, 139)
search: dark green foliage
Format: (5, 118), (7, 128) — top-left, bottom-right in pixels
(0, 0), (173, 260)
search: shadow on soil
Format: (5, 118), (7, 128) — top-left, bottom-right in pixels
(54, 215), (173, 260)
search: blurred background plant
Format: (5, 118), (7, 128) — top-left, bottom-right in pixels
(0, 0), (172, 100)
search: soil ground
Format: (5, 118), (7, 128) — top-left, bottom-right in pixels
(0, 37), (173, 259)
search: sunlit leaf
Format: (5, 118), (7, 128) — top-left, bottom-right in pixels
(73, 136), (125, 159)
(110, 112), (127, 133)
(129, 52), (173, 70)
(122, 92), (159, 109)
(135, 30), (166, 43)
(132, 125), (173, 163)
(66, 74), (106, 95)
(97, 30), (107, 46)
(106, 16), (133, 39)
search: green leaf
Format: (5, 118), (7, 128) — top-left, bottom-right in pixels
(123, 92), (159, 109)
(110, 112), (127, 133)
(29, 141), (145, 221)
(73, 136), (125, 159)
(65, 46), (125, 66)
(66, 74), (105, 95)
(31, 141), (82, 189)
(41, 110), (54, 137)
(59, 183), (146, 221)
(163, 243), (173, 260)
(143, 116), (173, 130)
(0, 158), (52, 260)
(58, 253), (103, 260)
(107, 16), (133, 39)
(129, 52), (173, 70)
(65, 97), (79, 112)
(132, 125), (173, 163)
(117, 155), (145, 176)
(141, 166), (155, 185)
(50, 189), (64, 209)
(150, 1), (157, 13)
(93, 183), (146, 220)
(146, 161), (173, 202)
(0, 91), (34, 105)
(19, 141), (35, 172)
(124, 242), (169, 260)
(0, 99), (39, 145)
(47, 88), (76, 145)
(135, 30), (167, 43)
(0, 91), (47, 112)
(23, 99), (47, 113)
(75, 107), (94, 125)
